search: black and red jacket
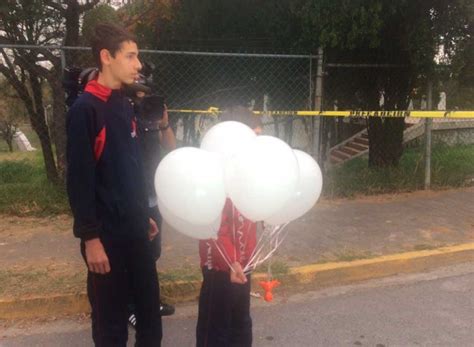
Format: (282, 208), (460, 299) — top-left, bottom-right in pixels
(66, 80), (149, 241)
(199, 199), (257, 272)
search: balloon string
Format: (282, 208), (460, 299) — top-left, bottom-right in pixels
(245, 233), (279, 274)
(243, 224), (278, 273)
(268, 255), (273, 281)
(247, 223), (290, 273)
(243, 225), (279, 273)
(231, 205), (237, 262)
(254, 226), (289, 268)
(243, 223), (289, 274)
(246, 223), (287, 271)
(212, 239), (235, 273)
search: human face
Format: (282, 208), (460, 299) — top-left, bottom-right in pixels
(101, 41), (142, 86)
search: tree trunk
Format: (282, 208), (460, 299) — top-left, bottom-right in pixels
(367, 118), (405, 167)
(30, 75), (59, 183)
(64, 1), (81, 66)
(50, 78), (67, 181)
(367, 69), (411, 168)
(6, 136), (13, 152)
(1, 123), (15, 152)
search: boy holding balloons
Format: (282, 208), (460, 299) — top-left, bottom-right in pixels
(196, 106), (262, 347)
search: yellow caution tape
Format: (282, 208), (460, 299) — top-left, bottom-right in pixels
(167, 108), (474, 119)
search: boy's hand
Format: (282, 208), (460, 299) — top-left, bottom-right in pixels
(230, 262), (247, 284)
(148, 218), (159, 240)
(85, 238), (110, 274)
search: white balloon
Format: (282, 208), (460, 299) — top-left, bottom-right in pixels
(227, 136), (299, 221)
(265, 150), (323, 225)
(223, 155), (238, 197)
(200, 121), (256, 161)
(155, 147), (226, 225)
(158, 197), (220, 239)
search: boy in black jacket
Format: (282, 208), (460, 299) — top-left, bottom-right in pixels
(66, 24), (162, 346)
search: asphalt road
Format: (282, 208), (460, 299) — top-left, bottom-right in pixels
(1, 262), (473, 347)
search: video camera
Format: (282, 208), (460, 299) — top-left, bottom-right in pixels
(62, 62), (165, 121)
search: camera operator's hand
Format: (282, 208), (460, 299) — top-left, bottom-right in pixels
(158, 105), (177, 151)
(158, 105), (169, 129)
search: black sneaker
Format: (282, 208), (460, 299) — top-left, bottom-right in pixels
(128, 313), (137, 329)
(160, 303), (175, 316)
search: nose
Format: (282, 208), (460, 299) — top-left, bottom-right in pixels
(136, 58), (142, 72)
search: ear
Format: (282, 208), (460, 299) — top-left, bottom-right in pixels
(100, 48), (112, 67)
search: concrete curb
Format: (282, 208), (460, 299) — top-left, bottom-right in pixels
(1, 243), (473, 320)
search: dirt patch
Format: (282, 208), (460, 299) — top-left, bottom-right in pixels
(0, 187), (472, 302)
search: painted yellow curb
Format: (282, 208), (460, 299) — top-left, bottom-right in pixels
(280, 243), (474, 287)
(1, 243), (472, 320)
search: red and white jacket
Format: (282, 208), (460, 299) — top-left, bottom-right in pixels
(199, 199), (257, 272)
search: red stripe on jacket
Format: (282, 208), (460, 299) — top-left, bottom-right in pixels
(94, 127), (106, 162)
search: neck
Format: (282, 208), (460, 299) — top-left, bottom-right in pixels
(97, 70), (121, 90)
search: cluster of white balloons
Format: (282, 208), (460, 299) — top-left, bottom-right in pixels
(154, 121), (323, 239)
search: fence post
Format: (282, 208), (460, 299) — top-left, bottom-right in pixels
(424, 80), (433, 190)
(313, 47), (324, 162)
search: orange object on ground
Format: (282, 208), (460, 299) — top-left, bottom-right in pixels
(259, 279), (280, 302)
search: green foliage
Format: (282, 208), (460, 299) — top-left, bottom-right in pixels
(324, 144), (474, 198)
(0, 154), (69, 216)
(82, 4), (119, 44)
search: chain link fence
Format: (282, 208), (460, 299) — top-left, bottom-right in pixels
(0, 44), (473, 214)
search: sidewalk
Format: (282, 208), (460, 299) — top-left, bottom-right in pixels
(0, 187), (473, 317)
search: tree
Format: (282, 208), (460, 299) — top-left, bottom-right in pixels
(0, 100), (27, 152)
(0, 1), (64, 182)
(117, 0), (471, 167)
(0, 79), (28, 152)
(82, 4), (118, 44)
(296, 0), (471, 167)
(44, 0), (100, 65)
(0, 1), (103, 183)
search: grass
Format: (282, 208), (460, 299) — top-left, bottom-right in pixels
(255, 260), (290, 276)
(158, 266), (202, 282)
(0, 269), (85, 298)
(316, 249), (377, 264)
(0, 138), (472, 216)
(324, 144), (474, 198)
(0, 150), (69, 216)
(413, 244), (439, 251)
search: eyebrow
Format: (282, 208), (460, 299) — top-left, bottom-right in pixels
(123, 51), (139, 58)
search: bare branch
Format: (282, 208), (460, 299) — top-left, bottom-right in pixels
(80, 0), (100, 13)
(44, 0), (66, 14)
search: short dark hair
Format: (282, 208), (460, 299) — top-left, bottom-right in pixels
(90, 23), (137, 70)
(220, 105), (262, 129)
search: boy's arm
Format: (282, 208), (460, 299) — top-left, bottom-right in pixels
(67, 103), (110, 274)
(220, 209), (247, 283)
(66, 103), (102, 241)
(215, 200), (245, 276)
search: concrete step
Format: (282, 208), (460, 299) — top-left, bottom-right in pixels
(354, 137), (369, 146)
(331, 149), (351, 160)
(346, 141), (368, 151)
(339, 146), (360, 156)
